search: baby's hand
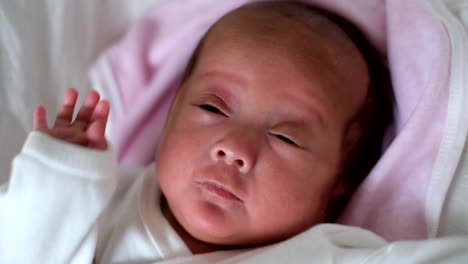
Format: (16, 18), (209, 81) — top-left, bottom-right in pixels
(33, 88), (110, 150)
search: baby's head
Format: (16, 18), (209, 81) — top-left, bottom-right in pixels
(156, 1), (392, 248)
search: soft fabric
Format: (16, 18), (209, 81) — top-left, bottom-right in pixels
(2, 132), (468, 263)
(0, 132), (191, 263)
(0, 0), (159, 184)
(95, 164), (192, 262)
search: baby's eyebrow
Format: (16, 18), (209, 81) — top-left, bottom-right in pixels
(198, 70), (247, 86)
(280, 95), (327, 132)
(275, 115), (324, 136)
(197, 69), (326, 131)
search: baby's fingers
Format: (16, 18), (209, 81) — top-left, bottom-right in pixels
(33, 106), (48, 131)
(87, 119), (108, 150)
(73, 90), (100, 129)
(90, 100), (110, 129)
(86, 100), (110, 150)
(54, 88), (78, 128)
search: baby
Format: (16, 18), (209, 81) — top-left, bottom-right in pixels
(0, 1), (392, 263)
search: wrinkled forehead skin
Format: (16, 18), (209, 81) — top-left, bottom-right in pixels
(185, 3), (369, 124)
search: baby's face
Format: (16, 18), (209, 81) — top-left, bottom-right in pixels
(156, 10), (368, 246)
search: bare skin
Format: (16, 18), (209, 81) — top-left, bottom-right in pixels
(156, 6), (368, 253)
(33, 88), (110, 150)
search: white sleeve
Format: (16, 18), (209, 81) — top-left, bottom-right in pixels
(0, 132), (118, 263)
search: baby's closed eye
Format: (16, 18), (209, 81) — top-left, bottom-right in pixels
(273, 134), (297, 146)
(199, 104), (226, 116)
(269, 132), (299, 147)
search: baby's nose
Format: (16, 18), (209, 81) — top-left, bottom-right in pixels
(211, 145), (253, 174)
(215, 148), (244, 166)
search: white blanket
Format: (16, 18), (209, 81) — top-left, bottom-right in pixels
(1, 0), (468, 263)
(0, 0), (158, 182)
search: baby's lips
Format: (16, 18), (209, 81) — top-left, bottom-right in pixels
(197, 180), (243, 202)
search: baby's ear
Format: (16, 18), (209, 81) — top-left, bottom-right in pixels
(342, 119), (363, 156)
(323, 118), (365, 222)
(324, 180), (355, 223)
(331, 181), (351, 200)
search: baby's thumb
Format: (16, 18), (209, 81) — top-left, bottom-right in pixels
(86, 119), (108, 150)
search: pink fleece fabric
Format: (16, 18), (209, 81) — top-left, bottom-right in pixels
(95, 0), (450, 241)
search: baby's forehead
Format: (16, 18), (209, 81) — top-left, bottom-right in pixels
(210, 4), (351, 48)
(205, 5), (316, 50)
(197, 6), (360, 84)
(200, 3), (361, 72)
(184, 3), (370, 124)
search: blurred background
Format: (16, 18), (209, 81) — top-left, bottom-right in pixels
(0, 0), (159, 182)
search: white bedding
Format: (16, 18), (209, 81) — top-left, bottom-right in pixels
(1, 0), (468, 263)
(0, 0), (158, 183)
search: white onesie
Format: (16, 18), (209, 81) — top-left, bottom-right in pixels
(1, 132), (468, 264)
(0, 132), (191, 263)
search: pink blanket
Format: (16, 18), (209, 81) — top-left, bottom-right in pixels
(91, 0), (451, 241)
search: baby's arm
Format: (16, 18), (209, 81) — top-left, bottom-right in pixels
(0, 89), (117, 263)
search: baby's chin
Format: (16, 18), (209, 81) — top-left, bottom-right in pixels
(173, 199), (250, 245)
(175, 202), (312, 247)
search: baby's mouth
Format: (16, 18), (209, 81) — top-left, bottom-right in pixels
(196, 180), (243, 202)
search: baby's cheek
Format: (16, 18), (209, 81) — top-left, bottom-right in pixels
(245, 184), (324, 243)
(156, 131), (191, 183)
(256, 169), (330, 223)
